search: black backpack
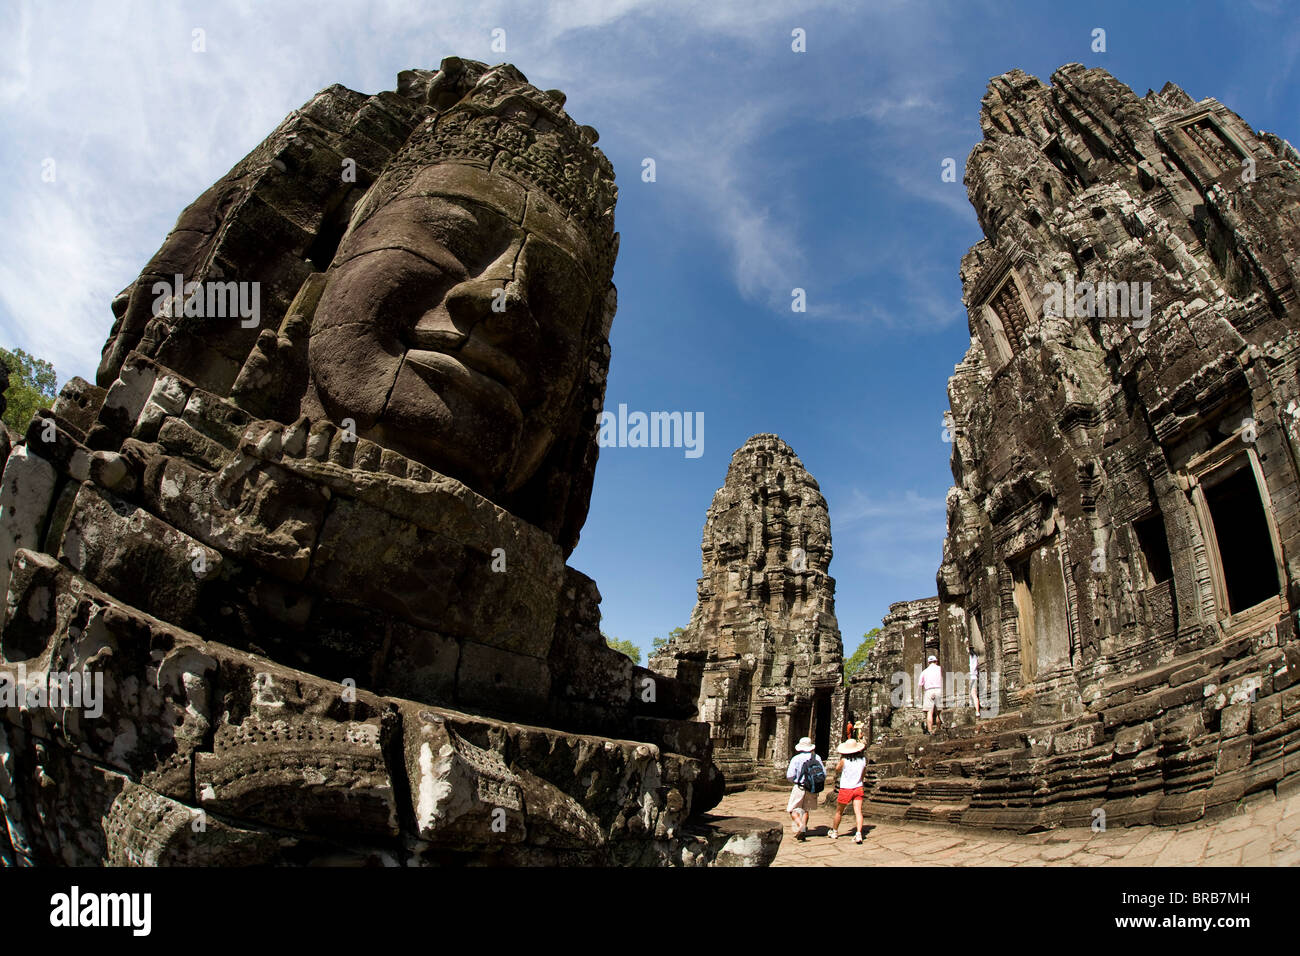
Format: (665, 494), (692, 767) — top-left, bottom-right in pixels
(799, 754), (826, 793)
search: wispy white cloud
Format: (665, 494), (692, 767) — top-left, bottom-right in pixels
(0, 0), (32, 105)
(0, 0), (985, 389)
(836, 486), (947, 582)
(840, 487), (946, 524)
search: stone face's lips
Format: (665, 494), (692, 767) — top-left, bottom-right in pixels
(455, 335), (526, 393)
(408, 325), (466, 350)
(403, 348), (522, 420)
(407, 316), (527, 394)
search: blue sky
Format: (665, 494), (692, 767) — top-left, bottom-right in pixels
(2, 0), (1298, 660)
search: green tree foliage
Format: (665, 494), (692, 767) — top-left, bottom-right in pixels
(650, 626), (686, 654)
(844, 627), (881, 681)
(603, 632), (641, 664)
(0, 347), (58, 433)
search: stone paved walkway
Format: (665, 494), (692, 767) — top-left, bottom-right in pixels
(717, 788), (1300, 866)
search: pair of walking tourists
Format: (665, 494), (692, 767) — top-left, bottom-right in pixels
(784, 736), (867, 844)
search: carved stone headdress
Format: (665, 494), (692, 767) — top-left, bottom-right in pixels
(354, 58), (618, 282)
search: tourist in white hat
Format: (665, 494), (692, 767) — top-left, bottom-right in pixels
(784, 736), (824, 841)
(919, 654), (944, 734)
(828, 738), (867, 843)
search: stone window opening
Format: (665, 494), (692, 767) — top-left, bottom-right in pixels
(980, 268), (1034, 369)
(1132, 512), (1174, 587)
(1178, 114), (1247, 174)
(1185, 436), (1285, 625)
(1011, 554), (1036, 685)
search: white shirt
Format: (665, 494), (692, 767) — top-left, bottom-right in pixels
(919, 662), (943, 691)
(838, 757), (866, 789)
(786, 751), (820, 782)
(969, 653), (979, 677)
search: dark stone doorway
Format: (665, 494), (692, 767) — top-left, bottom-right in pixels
(1205, 465), (1279, 613)
(813, 690), (831, 758)
(757, 707), (775, 763)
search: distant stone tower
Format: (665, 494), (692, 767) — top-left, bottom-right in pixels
(846, 597), (940, 739)
(651, 434), (843, 789)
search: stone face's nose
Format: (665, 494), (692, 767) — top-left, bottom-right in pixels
(447, 274), (531, 336)
(410, 237), (532, 351)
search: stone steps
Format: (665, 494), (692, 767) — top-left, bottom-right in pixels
(858, 628), (1300, 830)
(722, 770), (760, 793)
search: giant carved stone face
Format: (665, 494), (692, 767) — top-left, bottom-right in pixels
(309, 163), (600, 498)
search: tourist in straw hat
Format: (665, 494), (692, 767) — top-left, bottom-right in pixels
(828, 738), (867, 844)
(784, 736), (824, 841)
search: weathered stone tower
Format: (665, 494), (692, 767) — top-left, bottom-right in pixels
(859, 65), (1300, 830)
(651, 434), (844, 789)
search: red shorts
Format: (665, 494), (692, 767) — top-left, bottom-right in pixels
(837, 786), (864, 804)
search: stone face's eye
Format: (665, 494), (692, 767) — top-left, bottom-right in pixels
(419, 204), (481, 266)
(521, 237), (592, 336)
(411, 199), (517, 278)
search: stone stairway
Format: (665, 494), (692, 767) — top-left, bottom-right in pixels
(716, 749), (761, 794)
(858, 629), (1300, 831)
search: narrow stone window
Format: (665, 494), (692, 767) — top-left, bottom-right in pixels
(1011, 555), (1036, 684)
(980, 269), (1034, 368)
(991, 279), (1032, 353)
(1202, 464), (1279, 613)
(1133, 513), (1173, 586)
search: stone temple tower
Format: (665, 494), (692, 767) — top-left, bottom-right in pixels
(940, 64), (1300, 722)
(651, 434), (844, 789)
(853, 65), (1300, 831)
